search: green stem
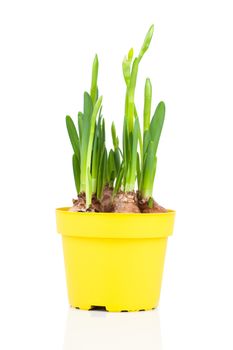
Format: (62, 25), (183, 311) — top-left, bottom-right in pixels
(85, 96), (103, 207)
(134, 106), (143, 165)
(90, 54), (99, 104)
(80, 93), (93, 192)
(143, 78), (152, 134)
(127, 58), (139, 133)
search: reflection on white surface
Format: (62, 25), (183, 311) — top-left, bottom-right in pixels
(64, 307), (162, 350)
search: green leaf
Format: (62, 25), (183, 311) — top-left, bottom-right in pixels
(103, 148), (108, 184)
(111, 121), (121, 175)
(143, 129), (151, 157)
(86, 96), (103, 176)
(123, 116), (128, 165)
(80, 95), (102, 195)
(86, 167), (92, 208)
(136, 152), (141, 190)
(72, 154), (80, 194)
(108, 149), (116, 183)
(114, 148), (121, 175)
(91, 129), (99, 193)
(113, 162), (124, 196)
(66, 115), (80, 160)
(78, 112), (83, 145)
(102, 118), (105, 143)
(84, 92), (93, 119)
(97, 147), (107, 200)
(80, 112), (91, 191)
(149, 101), (165, 155)
(142, 141), (157, 198)
(85, 96), (103, 201)
(132, 119), (139, 174)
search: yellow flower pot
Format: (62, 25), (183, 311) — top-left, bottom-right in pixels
(56, 208), (175, 312)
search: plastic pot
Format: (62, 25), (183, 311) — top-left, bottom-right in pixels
(56, 208), (175, 312)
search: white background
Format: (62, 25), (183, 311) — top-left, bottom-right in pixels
(0, 0), (233, 349)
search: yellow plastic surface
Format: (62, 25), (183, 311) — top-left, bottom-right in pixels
(56, 208), (175, 312)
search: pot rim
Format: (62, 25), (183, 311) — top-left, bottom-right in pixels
(56, 207), (175, 216)
(56, 207), (175, 239)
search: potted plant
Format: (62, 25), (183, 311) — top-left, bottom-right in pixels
(56, 25), (175, 312)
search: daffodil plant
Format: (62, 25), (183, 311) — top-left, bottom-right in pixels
(65, 25), (167, 213)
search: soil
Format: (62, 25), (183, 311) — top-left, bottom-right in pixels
(69, 192), (101, 212)
(101, 185), (114, 212)
(91, 195), (102, 212)
(138, 196), (167, 213)
(69, 192), (86, 212)
(113, 191), (140, 213)
(69, 190), (167, 214)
